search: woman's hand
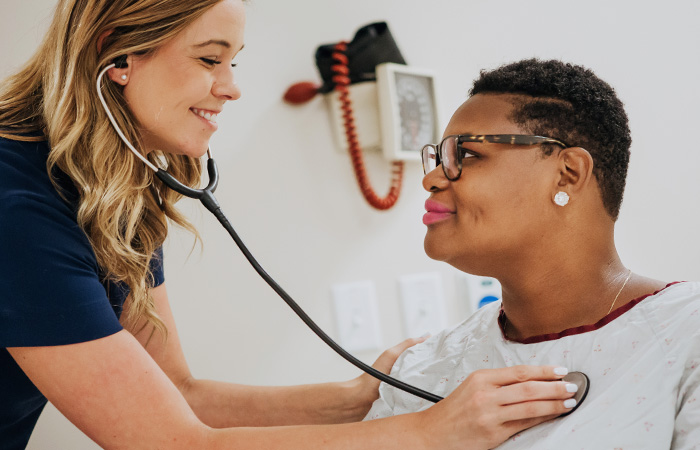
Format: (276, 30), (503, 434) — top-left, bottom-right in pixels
(417, 365), (577, 450)
(349, 336), (430, 419)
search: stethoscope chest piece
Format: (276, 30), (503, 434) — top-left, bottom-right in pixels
(559, 371), (590, 417)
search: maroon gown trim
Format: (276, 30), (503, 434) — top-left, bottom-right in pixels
(498, 282), (684, 344)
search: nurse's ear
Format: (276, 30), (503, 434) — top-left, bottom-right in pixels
(97, 29), (131, 86)
(554, 147), (595, 196)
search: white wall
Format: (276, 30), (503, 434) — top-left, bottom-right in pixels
(2, 0), (699, 448)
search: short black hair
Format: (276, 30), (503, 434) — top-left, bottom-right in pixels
(470, 58), (631, 220)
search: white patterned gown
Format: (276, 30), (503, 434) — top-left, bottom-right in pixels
(364, 281), (700, 450)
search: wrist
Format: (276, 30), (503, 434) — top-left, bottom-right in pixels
(335, 376), (377, 422)
(401, 409), (434, 450)
(413, 404), (486, 450)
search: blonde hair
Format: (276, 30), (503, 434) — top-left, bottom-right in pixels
(0, 0), (225, 337)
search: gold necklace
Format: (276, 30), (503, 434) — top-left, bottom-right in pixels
(502, 269), (633, 340)
(606, 269), (633, 315)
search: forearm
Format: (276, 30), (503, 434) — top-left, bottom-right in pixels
(182, 377), (374, 428)
(204, 413), (432, 450)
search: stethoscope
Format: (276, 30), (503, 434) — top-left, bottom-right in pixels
(96, 56), (590, 410)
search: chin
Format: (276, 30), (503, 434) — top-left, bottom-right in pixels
(149, 138), (210, 158)
(175, 141), (211, 158)
(191, 146), (210, 158)
(424, 235), (493, 275)
(423, 235), (448, 262)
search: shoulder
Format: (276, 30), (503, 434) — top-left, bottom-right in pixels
(0, 136), (50, 174)
(0, 195), (118, 347)
(636, 281), (700, 342)
(0, 136), (81, 233)
(642, 281), (700, 316)
(0, 137), (66, 205)
(0, 140), (100, 318)
(390, 302), (500, 376)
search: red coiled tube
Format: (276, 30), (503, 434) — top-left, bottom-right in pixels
(331, 42), (404, 210)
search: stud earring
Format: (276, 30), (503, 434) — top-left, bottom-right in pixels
(120, 75), (127, 81)
(554, 191), (570, 207)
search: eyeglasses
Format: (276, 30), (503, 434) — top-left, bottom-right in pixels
(421, 134), (568, 181)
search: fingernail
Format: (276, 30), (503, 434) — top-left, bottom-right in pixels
(565, 383), (578, 393)
(554, 367), (569, 376)
(564, 399), (577, 408)
(420, 332), (431, 339)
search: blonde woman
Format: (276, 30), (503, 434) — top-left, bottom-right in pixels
(0, 1), (578, 448)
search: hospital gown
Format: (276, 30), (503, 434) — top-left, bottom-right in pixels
(365, 281), (700, 449)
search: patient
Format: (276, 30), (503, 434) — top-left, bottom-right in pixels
(364, 59), (700, 448)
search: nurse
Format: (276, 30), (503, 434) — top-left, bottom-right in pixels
(0, 1), (577, 448)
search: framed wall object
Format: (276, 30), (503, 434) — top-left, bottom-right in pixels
(376, 62), (441, 161)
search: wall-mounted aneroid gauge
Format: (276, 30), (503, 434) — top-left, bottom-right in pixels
(324, 62), (440, 162)
(284, 22), (442, 210)
(376, 62), (441, 161)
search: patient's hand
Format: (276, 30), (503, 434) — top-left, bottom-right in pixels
(351, 336), (430, 417)
(419, 365), (577, 450)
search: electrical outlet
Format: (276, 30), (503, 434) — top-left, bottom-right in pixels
(398, 272), (447, 338)
(331, 280), (383, 352)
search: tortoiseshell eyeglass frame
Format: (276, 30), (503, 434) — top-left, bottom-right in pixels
(421, 134), (569, 181)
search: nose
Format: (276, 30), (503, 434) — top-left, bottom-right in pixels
(212, 66), (241, 101)
(422, 165), (450, 193)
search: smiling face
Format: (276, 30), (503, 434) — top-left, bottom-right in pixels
(422, 94), (564, 274)
(119, 0), (245, 157)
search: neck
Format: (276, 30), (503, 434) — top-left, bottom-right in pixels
(494, 224), (629, 341)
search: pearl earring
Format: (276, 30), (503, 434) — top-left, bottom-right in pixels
(120, 75), (127, 81)
(554, 191), (570, 206)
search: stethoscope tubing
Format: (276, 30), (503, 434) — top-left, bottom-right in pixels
(97, 63), (443, 404)
(205, 196), (443, 404)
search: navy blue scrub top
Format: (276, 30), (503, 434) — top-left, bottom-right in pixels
(0, 137), (165, 449)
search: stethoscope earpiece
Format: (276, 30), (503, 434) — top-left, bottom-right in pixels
(112, 55), (128, 69)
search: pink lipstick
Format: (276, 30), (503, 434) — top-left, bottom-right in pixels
(423, 199), (455, 225)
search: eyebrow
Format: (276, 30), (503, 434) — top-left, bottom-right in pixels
(193, 39), (231, 49)
(192, 40), (245, 52)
